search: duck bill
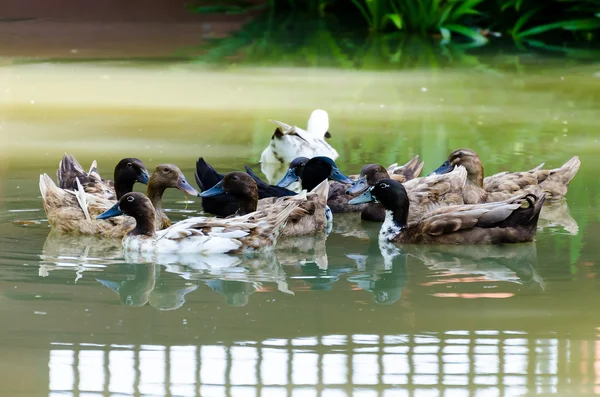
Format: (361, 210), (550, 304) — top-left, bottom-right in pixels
(429, 161), (453, 176)
(345, 176), (368, 195)
(199, 180), (225, 197)
(348, 189), (375, 205)
(177, 179), (200, 196)
(96, 202), (123, 220)
(276, 169), (299, 188)
(329, 166), (353, 184)
(137, 169), (150, 185)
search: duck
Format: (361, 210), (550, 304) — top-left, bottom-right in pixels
(58, 153), (150, 200)
(429, 148), (580, 203)
(276, 155), (426, 213)
(348, 178), (545, 245)
(275, 156), (356, 213)
(39, 163), (199, 238)
(199, 171), (330, 237)
(96, 191), (301, 255)
(194, 157), (296, 218)
(259, 109), (338, 168)
(346, 163), (466, 222)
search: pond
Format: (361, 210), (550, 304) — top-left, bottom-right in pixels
(1, 59), (599, 396)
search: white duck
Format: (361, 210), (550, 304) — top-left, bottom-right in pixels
(259, 109), (339, 184)
(96, 192), (302, 255)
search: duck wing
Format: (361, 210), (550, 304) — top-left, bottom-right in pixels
(483, 156), (579, 201)
(156, 199), (301, 254)
(414, 189), (545, 238)
(402, 166), (467, 222)
(39, 174), (134, 238)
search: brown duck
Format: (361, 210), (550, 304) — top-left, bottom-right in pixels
(348, 178), (545, 245)
(199, 171), (329, 238)
(346, 164), (467, 222)
(40, 163), (199, 238)
(58, 154), (150, 200)
(430, 148), (580, 204)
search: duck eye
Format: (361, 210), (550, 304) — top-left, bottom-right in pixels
(127, 196), (135, 202)
(163, 168), (170, 173)
(127, 162), (133, 167)
(458, 152), (464, 158)
(231, 175), (238, 181)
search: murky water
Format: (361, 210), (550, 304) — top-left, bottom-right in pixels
(1, 60), (600, 396)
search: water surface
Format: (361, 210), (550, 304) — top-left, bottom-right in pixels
(1, 60), (599, 396)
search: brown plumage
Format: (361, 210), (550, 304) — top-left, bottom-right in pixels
(349, 178), (545, 245)
(201, 172), (329, 238)
(348, 164), (467, 223)
(39, 163), (199, 238)
(432, 148), (580, 204)
(97, 192), (301, 255)
(58, 154), (150, 201)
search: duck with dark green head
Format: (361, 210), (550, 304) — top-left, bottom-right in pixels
(349, 178), (546, 245)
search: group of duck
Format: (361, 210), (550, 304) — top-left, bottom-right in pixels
(39, 109), (581, 257)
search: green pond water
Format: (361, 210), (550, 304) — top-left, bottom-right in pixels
(1, 60), (600, 396)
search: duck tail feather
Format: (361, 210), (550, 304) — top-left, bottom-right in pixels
(529, 162), (545, 172)
(555, 156), (581, 185)
(245, 166), (268, 187)
(39, 173), (58, 201)
(195, 157), (223, 192)
(395, 155), (424, 180)
(269, 119), (293, 134)
(58, 153), (87, 189)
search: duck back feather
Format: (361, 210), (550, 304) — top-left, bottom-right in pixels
(40, 174), (134, 238)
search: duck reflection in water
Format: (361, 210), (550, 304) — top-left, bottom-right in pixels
(346, 237), (408, 305)
(393, 241), (545, 296)
(96, 263), (199, 309)
(39, 230), (123, 280)
(96, 263), (158, 307)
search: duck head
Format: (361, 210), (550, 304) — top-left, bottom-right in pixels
(278, 156), (352, 191)
(275, 156), (310, 187)
(429, 149), (484, 187)
(148, 164), (199, 197)
(97, 192), (156, 236)
(113, 158), (150, 199)
(199, 172), (258, 215)
(346, 164), (390, 195)
(348, 178), (410, 226)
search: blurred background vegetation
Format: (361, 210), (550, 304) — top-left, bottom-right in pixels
(186, 0), (600, 68)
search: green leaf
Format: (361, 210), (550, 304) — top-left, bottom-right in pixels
(512, 7), (540, 36)
(385, 13), (403, 30)
(450, 0), (485, 21)
(444, 23), (489, 45)
(519, 19), (600, 38)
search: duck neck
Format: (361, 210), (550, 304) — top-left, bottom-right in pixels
(379, 209), (406, 241)
(130, 209), (156, 237)
(467, 165), (484, 188)
(234, 190), (258, 216)
(146, 182), (166, 221)
(114, 174), (135, 200)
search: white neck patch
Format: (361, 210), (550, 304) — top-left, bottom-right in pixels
(379, 210), (403, 242)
